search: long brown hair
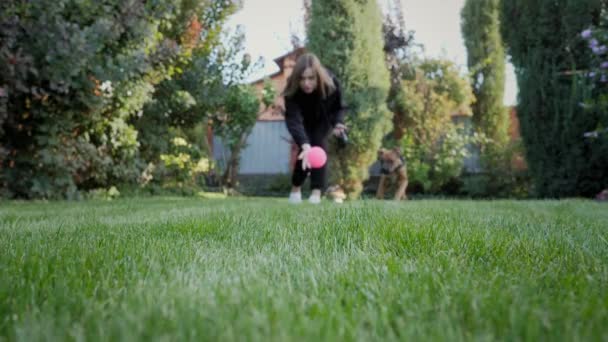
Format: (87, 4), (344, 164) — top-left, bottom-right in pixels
(283, 53), (336, 99)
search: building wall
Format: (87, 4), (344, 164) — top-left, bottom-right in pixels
(213, 121), (292, 175)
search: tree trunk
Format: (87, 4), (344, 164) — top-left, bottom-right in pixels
(222, 131), (250, 192)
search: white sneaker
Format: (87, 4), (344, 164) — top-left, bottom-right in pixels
(308, 193), (321, 204)
(288, 192), (302, 204)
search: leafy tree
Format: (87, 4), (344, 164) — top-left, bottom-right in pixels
(0, 0), (237, 198)
(213, 84), (260, 190)
(395, 58), (476, 192)
(135, 17), (241, 165)
(149, 26), (266, 192)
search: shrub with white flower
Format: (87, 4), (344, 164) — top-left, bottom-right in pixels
(100, 80), (114, 98)
(158, 135), (211, 189)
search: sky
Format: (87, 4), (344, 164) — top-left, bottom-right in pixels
(226, 0), (517, 105)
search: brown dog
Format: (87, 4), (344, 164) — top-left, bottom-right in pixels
(376, 147), (408, 200)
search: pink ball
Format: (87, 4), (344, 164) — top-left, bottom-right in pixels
(308, 146), (327, 169)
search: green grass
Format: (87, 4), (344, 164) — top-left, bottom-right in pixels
(1, 197), (607, 341)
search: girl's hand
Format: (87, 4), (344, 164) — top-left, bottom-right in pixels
(298, 144), (312, 170)
(333, 123), (346, 137)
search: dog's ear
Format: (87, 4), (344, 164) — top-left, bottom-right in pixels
(377, 148), (386, 159)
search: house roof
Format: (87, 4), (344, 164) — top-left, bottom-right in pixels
(273, 47), (306, 68)
(250, 47), (306, 86)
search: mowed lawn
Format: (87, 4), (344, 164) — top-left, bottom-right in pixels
(1, 197), (607, 341)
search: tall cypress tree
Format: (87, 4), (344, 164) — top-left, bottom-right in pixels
(308, 0), (391, 199)
(500, 0), (608, 197)
(461, 0), (508, 146)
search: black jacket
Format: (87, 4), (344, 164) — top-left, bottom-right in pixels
(284, 76), (348, 147)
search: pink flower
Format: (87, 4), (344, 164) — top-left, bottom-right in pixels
(0, 87), (6, 97)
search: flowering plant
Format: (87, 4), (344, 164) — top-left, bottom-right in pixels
(580, 10), (608, 140)
(581, 10), (608, 82)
